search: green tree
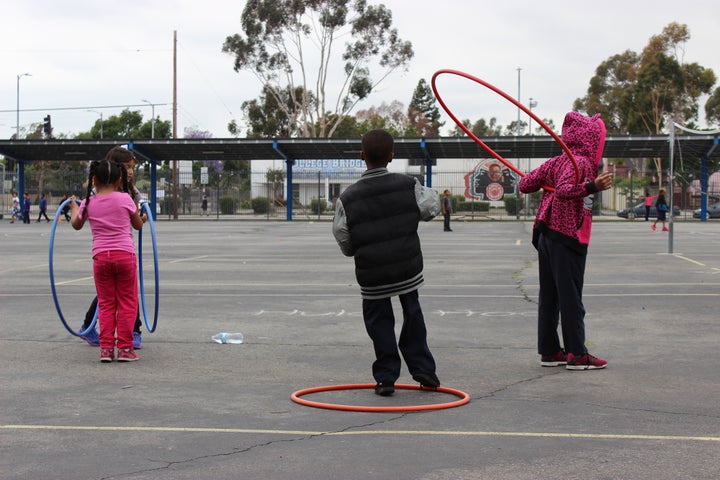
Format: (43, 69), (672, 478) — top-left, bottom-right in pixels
(407, 79), (443, 136)
(241, 85), (312, 138)
(705, 87), (720, 126)
(75, 109), (171, 140)
(222, 0), (413, 138)
(574, 22), (716, 188)
(574, 23), (716, 135)
(449, 117), (502, 137)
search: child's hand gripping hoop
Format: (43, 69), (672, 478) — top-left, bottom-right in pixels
(431, 69), (580, 189)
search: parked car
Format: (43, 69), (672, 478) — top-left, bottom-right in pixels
(617, 202), (680, 219)
(692, 202), (720, 219)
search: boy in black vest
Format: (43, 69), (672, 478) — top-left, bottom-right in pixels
(332, 129), (441, 396)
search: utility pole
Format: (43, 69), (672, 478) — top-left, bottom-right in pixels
(172, 30), (179, 220)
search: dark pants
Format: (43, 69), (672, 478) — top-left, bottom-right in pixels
(536, 233), (587, 356)
(645, 205), (650, 221)
(83, 295), (142, 333)
(37, 209), (50, 222)
(362, 290), (436, 384)
(443, 212), (451, 231)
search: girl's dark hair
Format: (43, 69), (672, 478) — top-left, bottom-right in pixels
(82, 160), (129, 219)
(104, 146), (137, 202)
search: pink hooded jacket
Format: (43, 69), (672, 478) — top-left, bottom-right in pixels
(519, 112), (606, 254)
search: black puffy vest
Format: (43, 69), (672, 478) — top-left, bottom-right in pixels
(340, 171), (423, 296)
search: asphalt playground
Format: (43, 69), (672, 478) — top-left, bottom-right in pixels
(1, 216), (719, 479)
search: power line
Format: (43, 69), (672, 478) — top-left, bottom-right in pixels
(0, 103), (170, 114)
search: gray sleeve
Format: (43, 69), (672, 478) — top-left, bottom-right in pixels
(416, 181), (441, 221)
(332, 199), (355, 257)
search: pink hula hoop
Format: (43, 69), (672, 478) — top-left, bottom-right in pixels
(431, 69), (580, 186)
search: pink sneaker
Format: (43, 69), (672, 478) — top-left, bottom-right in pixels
(100, 348), (114, 363)
(651, 224), (656, 231)
(662, 226), (669, 231)
(566, 353), (607, 370)
(117, 347), (138, 362)
(540, 350), (567, 367)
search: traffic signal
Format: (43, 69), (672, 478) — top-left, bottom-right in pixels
(43, 115), (52, 135)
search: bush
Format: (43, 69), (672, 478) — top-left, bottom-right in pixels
(455, 200), (490, 212)
(219, 195), (238, 214)
(310, 198), (328, 214)
(251, 196), (270, 214)
(504, 195), (521, 215)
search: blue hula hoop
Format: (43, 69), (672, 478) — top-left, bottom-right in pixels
(49, 198), (98, 337)
(138, 202), (159, 333)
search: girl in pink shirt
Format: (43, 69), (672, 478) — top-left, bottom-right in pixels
(70, 160), (144, 362)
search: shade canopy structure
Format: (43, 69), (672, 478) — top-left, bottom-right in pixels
(2, 134), (717, 220)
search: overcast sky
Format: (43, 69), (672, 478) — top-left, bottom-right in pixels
(2, 0), (718, 140)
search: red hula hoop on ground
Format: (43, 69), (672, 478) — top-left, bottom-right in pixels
(291, 383), (471, 413)
(431, 69), (580, 187)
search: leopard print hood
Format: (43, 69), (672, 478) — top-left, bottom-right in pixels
(561, 111), (606, 166)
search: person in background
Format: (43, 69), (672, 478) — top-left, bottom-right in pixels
(70, 159), (144, 362)
(644, 192), (653, 221)
(10, 192), (20, 223)
(60, 194), (72, 222)
(202, 193), (209, 216)
(519, 112), (612, 371)
(333, 129), (441, 396)
(36, 193), (51, 222)
(652, 189), (669, 231)
(22, 193), (31, 224)
(442, 189), (453, 232)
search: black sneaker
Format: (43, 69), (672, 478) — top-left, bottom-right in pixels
(412, 372), (440, 389)
(374, 382), (395, 396)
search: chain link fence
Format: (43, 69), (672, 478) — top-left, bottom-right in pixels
(2, 166), (708, 221)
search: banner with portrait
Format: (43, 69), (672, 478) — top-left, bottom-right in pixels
(463, 160), (519, 201)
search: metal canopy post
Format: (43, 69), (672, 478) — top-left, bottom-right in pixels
(420, 137), (433, 188)
(273, 139), (294, 221)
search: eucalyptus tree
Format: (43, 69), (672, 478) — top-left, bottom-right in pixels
(574, 22), (716, 186)
(222, 0), (413, 138)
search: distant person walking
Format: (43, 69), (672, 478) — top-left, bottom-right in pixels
(36, 193), (51, 222)
(644, 192), (652, 221)
(652, 189), (669, 231)
(202, 193), (209, 216)
(22, 193), (31, 224)
(442, 189), (453, 231)
(10, 192), (20, 223)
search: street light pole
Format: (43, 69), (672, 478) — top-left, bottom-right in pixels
(87, 110), (103, 139)
(528, 97), (537, 135)
(526, 98), (538, 220)
(142, 99), (156, 138)
(16, 73), (31, 138)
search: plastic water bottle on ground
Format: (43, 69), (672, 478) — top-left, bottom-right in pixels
(211, 332), (244, 344)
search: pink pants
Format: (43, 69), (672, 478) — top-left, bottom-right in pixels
(93, 250), (138, 350)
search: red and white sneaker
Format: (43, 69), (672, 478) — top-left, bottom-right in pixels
(100, 348), (115, 363)
(540, 350), (567, 367)
(566, 353), (607, 370)
(117, 347), (139, 362)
